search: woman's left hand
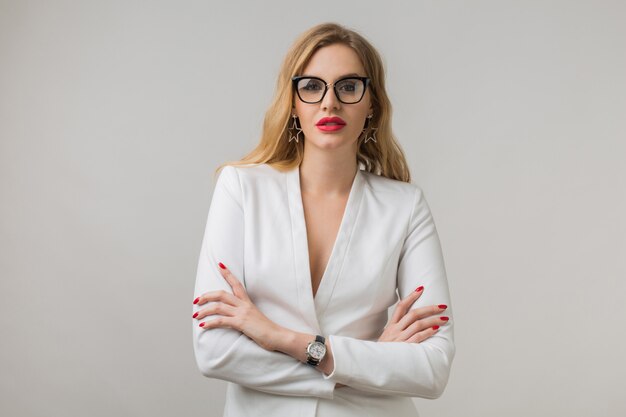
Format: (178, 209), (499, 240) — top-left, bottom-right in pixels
(193, 262), (284, 351)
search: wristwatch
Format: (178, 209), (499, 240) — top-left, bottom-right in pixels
(305, 335), (327, 366)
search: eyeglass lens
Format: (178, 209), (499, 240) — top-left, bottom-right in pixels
(295, 78), (366, 104)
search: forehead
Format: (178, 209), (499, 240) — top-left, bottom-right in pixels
(301, 43), (365, 80)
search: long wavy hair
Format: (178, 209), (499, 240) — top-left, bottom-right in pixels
(215, 22), (412, 183)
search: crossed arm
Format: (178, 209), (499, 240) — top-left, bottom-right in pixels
(191, 166), (455, 399)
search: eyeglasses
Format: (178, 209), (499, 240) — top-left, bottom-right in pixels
(292, 75), (370, 104)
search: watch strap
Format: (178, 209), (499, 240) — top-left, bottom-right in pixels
(306, 334), (326, 366)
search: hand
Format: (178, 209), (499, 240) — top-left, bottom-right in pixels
(378, 286), (449, 343)
(193, 262), (283, 351)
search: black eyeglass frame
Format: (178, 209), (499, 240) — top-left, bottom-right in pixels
(291, 75), (371, 104)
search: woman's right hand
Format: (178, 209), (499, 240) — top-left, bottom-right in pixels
(377, 286), (449, 343)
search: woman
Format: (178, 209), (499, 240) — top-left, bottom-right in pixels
(191, 22), (455, 417)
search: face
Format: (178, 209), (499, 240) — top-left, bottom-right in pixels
(293, 43), (373, 151)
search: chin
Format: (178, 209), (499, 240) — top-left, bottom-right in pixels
(307, 135), (355, 150)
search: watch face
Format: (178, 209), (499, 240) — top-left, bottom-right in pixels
(308, 342), (326, 360)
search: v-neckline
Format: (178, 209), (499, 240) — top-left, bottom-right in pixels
(286, 164), (365, 323)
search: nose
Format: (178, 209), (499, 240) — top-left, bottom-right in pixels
(321, 84), (341, 111)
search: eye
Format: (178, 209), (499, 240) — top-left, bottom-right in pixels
(301, 79), (323, 91)
(339, 84), (356, 92)
(337, 79), (358, 92)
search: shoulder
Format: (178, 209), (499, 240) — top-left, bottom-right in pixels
(360, 169), (423, 204)
(217, 163), (288, 198)
(223, 163), (285, 185)
(230, 162), (281, 176)
(360, 170), (431, 229)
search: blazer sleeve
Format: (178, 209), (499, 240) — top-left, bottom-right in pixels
(322, 185), (456, 398)
(192, 165), (336, 399)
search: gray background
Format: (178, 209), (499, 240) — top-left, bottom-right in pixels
(1, 1), (625, 416)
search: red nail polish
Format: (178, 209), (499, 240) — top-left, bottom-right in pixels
(438, 304), (447, 309)
(415, 286), (424, 292)
(193, 297), (199, 304)
(219, 262), (226, 269)
(440, 316), (449, 321)
(193, 312), (198, 318)
(199, 322), (205, 327)
(432, 325), (440, 330)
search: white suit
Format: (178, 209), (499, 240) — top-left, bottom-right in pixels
(192, 163), (455, 417)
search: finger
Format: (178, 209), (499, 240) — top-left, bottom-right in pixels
(397, 304), (447, 330)
(198, 316), (237, 330)
(399, 315), (449, 340)
(405, 324), (441, 343)
(389, 286), (424, 325)
(196, 289), (242, 307)
(193, 301), (237, 320)
(218, 262), (251, 301)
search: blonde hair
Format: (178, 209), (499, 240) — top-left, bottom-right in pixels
(215, 22), (412, 183)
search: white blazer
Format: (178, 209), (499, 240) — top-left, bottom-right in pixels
(192, 163), (455, 417)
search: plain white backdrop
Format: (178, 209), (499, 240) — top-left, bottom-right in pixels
(1, 1), (625, 416)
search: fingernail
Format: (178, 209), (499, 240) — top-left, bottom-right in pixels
(440, 316), (449, 321)
(199, 322), (205, 327)
(415, 286), (424, 292)
(193, 297), (200, 304)
(193, 312), (198, 318)
(219, 262), (226, 269)
(438, 304), (447, 309)
(432, 325), (440, 330)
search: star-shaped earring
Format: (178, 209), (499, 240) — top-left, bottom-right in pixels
(288, 114), (303, 143)
(365, 127), (378, 143)
(364, 114), (377, 143)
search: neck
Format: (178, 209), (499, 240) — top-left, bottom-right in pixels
(299, 150), (358, 197)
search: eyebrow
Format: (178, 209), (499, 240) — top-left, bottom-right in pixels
(301, 72), (363, 80)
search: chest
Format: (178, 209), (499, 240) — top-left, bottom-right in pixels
(240, 166), (411, 331)
(301, 192), (349, 298)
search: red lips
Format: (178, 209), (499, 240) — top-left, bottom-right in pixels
(316, 116), (346, 126)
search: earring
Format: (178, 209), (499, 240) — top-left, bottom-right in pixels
(362, 114), (378, 143)
(288, 114), (303, 143)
